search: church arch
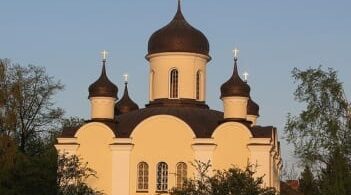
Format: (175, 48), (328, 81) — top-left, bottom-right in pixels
(169, 68), (179, 98)
(176, 162), (187, 188)
(212, 122), (253, 170)
(130, 115), (196, 139)
(149, 70), (155, 100)
(137, 162), (149, 191)
(75, 122), (115, 138)
(156, 162), (168, 191)
(129, 115), (196, 193)
(196, 70), (201, 100)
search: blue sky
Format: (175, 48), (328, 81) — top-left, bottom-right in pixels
(1, 0), (350, 168)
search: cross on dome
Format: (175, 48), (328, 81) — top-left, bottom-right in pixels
(243, 71), (249, 82)
(232, 48), (239, 60)
(123, 73), (129, 83)
(101, 50), (108, 61)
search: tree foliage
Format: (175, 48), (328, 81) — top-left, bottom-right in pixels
(57, 153), (103, 195)
(285, 66), (350, 166)
(285, 66), (351, 194)
(0, 134), (58, 194)
(298, 165), (319, 195)
(0, 59), (94, 194)
(170, 161), (276, 195)
(0, 59), (64, 154)
(318, 147), (351, 195)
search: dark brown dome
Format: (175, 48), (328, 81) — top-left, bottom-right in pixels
(115, 83), (139, 115)
(147, 1), (209, 56)
(247, 97), (259, 116)
(220, 59), (250, 98)
(88, 63), (118, 98)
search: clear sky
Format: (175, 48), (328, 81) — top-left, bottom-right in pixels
(1, 0), (350, 168)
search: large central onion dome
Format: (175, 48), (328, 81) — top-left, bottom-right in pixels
(147, 1), (210, 56)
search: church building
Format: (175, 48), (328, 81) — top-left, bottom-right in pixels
(55, 2), (282, 194)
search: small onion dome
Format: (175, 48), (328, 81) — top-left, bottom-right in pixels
(220, 59), (250, 98)
(147, 1), (210, 56)
(247, 97), (259, 116)
(115, 82), (139, 115)
(88, 63), (118, 98)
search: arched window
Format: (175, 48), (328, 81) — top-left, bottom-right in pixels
(176, 162), (187, 189)
(137, 162), (149, 191)
(196, 71), (201, 100)
(150, 70), (154, 100)
(170, 69), (179, 98)
(156, 162), (168, 191)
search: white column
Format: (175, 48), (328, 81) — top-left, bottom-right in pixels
(110, 143), (134, 195)
(55, 138), (79, 155)
(192, 139), (217, 174)
(248, 144), (273, 187)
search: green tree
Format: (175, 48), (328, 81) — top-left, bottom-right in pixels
(170, 161), (276, 195)
(299, 165), (319, 195)
(0, 59), (64, 154)
(285, 66), (351, 194)
(57, 153), (103, 195)
(0, 59), (89, 194)
(0, 135), (58, 195)
(285, 66), (350, 166)
(318, 146), (351, 195)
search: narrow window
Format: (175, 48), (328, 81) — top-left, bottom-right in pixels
(137, 162), (149, 191)
(150, 71), (154, 100)
(170, 69), (179, 98)
(176, 162), (187, 189)
(156, 162), (168, 191)
(196, 71), (201, 100)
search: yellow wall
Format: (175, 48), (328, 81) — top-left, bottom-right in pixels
(212, 122), (252, 170)
(90, 97), (116, 119)
(147, 52), (209, 101)
(56, 117), (282, 194)
(75, 123), (115, 195)
(129, 115), (196, 194)
(222, 96), (248, 119)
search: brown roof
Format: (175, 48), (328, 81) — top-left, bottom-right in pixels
(115, 83), (139, 115)
(60, 106), (274, 139)
(147, 1), (210, 57)
(116, 106), (222, 138)
(220, 59), (250, 98)
(250, 126), (274, 138)
(280, 181), (303, 195)
(88, 62), (118, 99)
(61, 126), (81, 138)
(247, 97), (259, 116)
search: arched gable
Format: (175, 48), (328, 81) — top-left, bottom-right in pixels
(212, 122), (253, 138)
(130, 114), (196, 138)
(129, 114), (196, 193)
(74, 122), (115, 195)
(75, 122), (116, 139)
(212, 122), (252, 170)
(116, 107), (223, 138)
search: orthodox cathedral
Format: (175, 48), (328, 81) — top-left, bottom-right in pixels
(55, 2), (282, 195)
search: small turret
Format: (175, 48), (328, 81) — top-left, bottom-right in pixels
(247, 97), (259, 125)
(115, 75), (139, 115)
(220, 48), (250, 120)
(88, 51), (118, 120)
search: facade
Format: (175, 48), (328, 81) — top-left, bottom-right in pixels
(55, 2), (282, 195)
